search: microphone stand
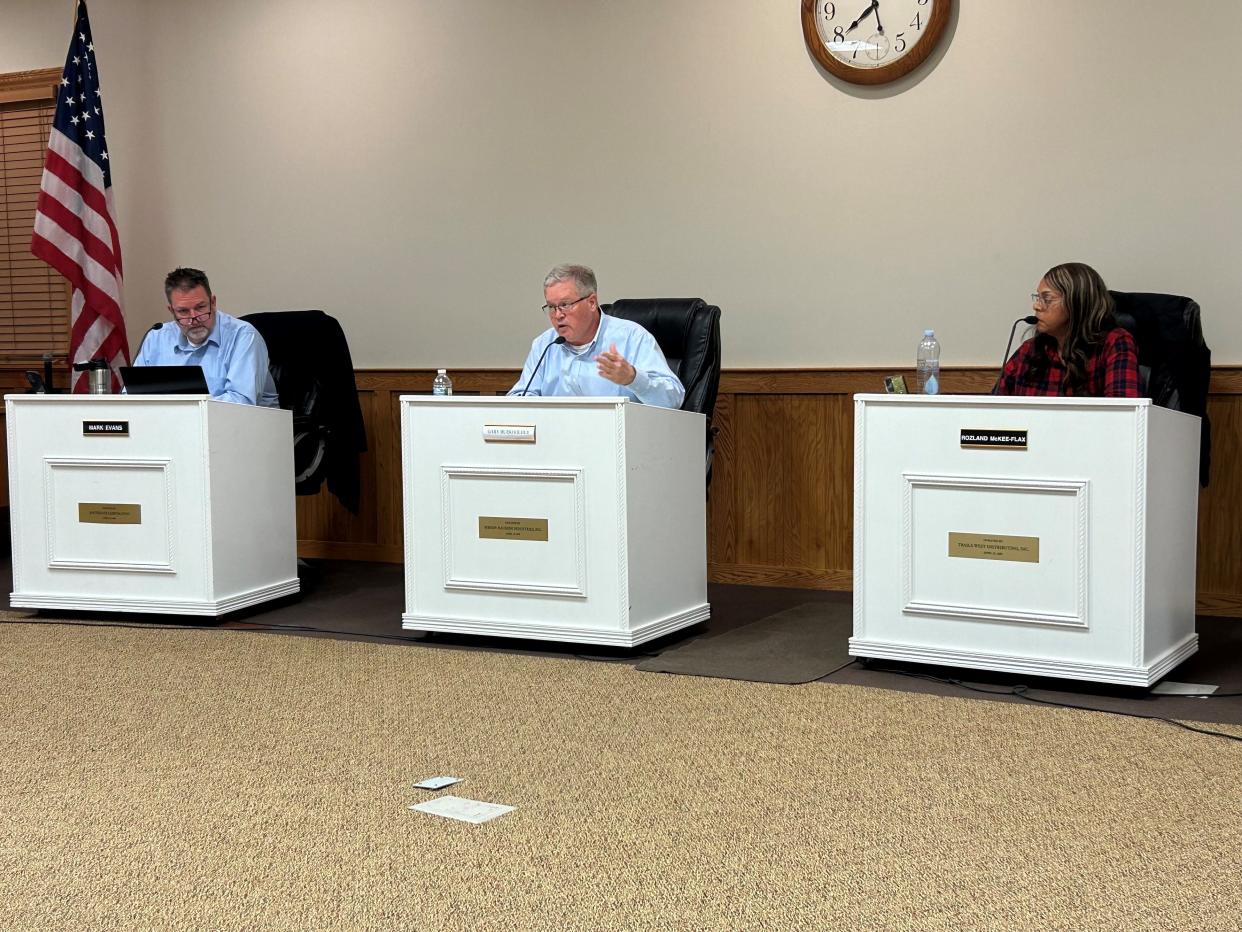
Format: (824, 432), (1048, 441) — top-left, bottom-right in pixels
(520, 336), (566, 395)
(992, 316), (1037, 394)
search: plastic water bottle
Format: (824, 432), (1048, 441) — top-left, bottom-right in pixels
(916, 330), (940, 395)
(432, 368), (453, 396)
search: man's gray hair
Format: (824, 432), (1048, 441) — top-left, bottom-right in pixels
(543, 264), (597, 297)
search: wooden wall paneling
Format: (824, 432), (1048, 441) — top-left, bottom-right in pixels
(378, 387), (405, 553)
(733, 393), (791, 568)
(295, 388), (389, 560)
(702, 368), (1240, 612)
(822, 393), (856, 571)
(1195, 394), (1242, 616)
(784, 394), (830, 571)
(0, 363), (1231, 613)
(708, 392), (855, 590)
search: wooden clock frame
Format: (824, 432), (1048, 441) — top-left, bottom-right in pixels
(800, 0), (953, 86)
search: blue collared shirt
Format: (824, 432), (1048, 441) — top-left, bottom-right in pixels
(508, 313), (685, 408)
(134, 311), (280, 407)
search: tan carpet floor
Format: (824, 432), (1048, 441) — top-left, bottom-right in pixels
(2, 621), (1239, 931)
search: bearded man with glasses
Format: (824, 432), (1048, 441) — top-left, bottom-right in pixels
(133, 267), (279, 407)
(508, 264), (684, 408)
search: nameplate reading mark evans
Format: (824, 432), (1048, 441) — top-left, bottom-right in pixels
(478, 516), (548, 541)
(948, 532), (1039, 563)
(83, 420), (129, 437)
(960, 429), (1027, 449)
(79, 502), (142, 525)
(483, 424), (536, 443)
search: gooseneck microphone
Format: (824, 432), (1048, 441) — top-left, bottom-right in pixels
(135, 320), (164, 358)
(520, 335), (567, 396)
(992, 316), (1038, 394)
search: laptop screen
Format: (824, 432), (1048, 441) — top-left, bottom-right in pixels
(119, 365), (210, 395)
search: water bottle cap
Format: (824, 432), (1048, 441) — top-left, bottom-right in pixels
(923, 330), (935, 337)
(437, 368), (446, 374)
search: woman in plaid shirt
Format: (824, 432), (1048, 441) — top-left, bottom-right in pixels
(997, 262), (1141, 397)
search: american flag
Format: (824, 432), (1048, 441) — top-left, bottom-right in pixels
(30, 0), (129, 393)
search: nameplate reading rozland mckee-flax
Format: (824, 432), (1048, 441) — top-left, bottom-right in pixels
(960, 429), (1027, 449)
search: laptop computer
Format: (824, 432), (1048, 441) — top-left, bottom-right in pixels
(119, 365), (210, 395)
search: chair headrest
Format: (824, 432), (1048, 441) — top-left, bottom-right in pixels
(601, 299), (711, 354)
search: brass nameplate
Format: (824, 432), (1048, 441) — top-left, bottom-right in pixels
(83, 420), (130, 437)
(961, 429), (1027, 449)
(948, 532), (1039, 563)
(478, 516), (548, 541)
(79, 502), (142, 525)
(483, 424), (536, 443)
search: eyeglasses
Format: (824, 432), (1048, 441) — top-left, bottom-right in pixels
(542, 293), (594, 316)
(170, 304), (211, 324)
(1030, 291), (1061, 308)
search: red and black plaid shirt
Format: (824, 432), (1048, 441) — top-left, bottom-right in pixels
(997, 328), (1141, 397)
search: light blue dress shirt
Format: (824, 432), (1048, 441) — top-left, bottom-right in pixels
(508, 313), (685, 408)
(133, 310), (280, 407)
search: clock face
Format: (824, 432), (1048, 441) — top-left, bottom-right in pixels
(801, 0), (952, 85)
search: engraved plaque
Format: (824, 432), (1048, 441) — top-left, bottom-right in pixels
(478, 516), (549, 541)
(948, 532), (1039, 563)
(483, 424), (536, 443)
(83, 420), (130, 437)
(960, 429), (1028, 449)
(78, 502), (142, 525)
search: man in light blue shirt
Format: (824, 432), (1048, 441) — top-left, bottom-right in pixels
(133, 267), (279, 407)
(509, 264), (685, 408)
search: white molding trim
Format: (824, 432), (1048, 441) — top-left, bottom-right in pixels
(615, 408), (629, 627)
(9, 578), (300, 617)
(402, 602), (711, 647)
(401, 402), (418, 610)
(848, 633), (1198, 687)
(439, 464), (588, 598)
(43, 456), (176, 573)
(8, 407), (23, 592)
(1132, 407), (1148, 668)
(852, 397), (866, 641)
(901, 473), (1090, 628)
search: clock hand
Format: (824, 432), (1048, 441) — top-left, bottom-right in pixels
(872, 2), (884, 34)
(846, 0), (877, 33)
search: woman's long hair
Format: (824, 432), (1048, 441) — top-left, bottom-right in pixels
(1038, 262), (1117, 393)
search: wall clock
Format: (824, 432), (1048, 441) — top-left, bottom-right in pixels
(801, 0), (952, 86)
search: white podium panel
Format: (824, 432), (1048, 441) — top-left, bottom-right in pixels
(401, 396), (709, 646)
(851, 395), (1200, 686)
(6, 395), (299, 615)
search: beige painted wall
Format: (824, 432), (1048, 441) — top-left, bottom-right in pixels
(5, 0), (1241, 367)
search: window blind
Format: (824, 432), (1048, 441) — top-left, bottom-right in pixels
(0, 72), (68, 360)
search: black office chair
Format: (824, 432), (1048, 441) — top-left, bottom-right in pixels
(600, 298), (722, 488)
(242, 310), (368, 513)
(1110, 291), (1212, 486)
